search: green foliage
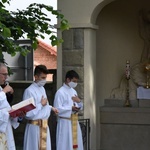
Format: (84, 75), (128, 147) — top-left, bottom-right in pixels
(0, 0), (70, 64)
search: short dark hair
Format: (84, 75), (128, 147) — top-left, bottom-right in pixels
(65, 70), (79, 80)
(34, 65), (48, 76)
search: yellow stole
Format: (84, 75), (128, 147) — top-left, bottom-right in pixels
(71, 113), (78, 150)
(39, 120), (48, 150)
(28, 119), (47, 150)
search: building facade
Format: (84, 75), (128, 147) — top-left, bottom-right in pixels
(34, 39), (57, 81)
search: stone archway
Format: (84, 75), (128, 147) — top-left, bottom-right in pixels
(91, 0), (116, 24)
(96, 0), (150, 105)
(95, 0), (150, 149)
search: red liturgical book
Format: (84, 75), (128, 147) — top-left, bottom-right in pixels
(9, 97), (36, 118)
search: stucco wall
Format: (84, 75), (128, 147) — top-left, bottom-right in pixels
(96, 0), (150, 105)
(58, 0), (112, 25)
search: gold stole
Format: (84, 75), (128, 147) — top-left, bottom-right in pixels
(39, 120), (48, 150)
(71, 113), (78, 150)
(29, 119), (47, 150)
(0, 133), (7, 150)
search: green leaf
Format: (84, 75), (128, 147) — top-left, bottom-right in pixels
(2, 27), (11, 37)
(2, 0), (8, 3)
(0, 2), (69, 66)
(32, 41), (38, 50)
(60, 19), (70, 30)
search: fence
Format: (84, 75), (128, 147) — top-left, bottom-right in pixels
(79, 119), (90, 150)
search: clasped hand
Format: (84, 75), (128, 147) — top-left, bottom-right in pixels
(72, 106), (80, 112)
(41, 96), (48, 106)
(72, 95), (81, 103)
(18, 111), (26, 118)
(52, 107), (59, 115)
(40, 96), (59, 114)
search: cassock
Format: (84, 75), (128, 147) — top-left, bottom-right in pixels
(0, 87), (19, 150)
(54, 83), (84, 150)
(23, 82), (52, 150)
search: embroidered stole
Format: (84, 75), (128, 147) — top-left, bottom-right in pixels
(39, 120), (48, 150)
(71, 113), (78, 150)
(0, 133), (7, 150)
(28, 119), (47, 150)
(31, 85), (48, 150)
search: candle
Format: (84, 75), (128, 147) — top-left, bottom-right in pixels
(126, 60), (130, 79)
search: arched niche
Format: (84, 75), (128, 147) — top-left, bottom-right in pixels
(95, 0), (150, 106)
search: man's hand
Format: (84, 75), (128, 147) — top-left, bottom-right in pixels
(52, 107), (59, 114)
(72, 106), (80, 112)
(17, 111), (26, 123)
(2, 85), (14, 94)
(72, 95), (81, 103)
(18, 111), (26, 118)
(41, 96), (48, 106)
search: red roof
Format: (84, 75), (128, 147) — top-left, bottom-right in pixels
(37, 39), (57, 56)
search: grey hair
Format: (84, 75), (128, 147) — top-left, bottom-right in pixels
(0, 63), (7, 69)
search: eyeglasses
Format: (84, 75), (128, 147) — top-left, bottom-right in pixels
(0, 73), (8, 77)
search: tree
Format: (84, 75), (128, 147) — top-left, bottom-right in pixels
(0, 0), (69, 64)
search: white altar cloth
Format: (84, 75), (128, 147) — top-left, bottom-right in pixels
(137, 86), (150, 99)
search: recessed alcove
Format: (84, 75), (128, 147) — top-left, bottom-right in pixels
(96, 0), (150, 149)
(96, 0), (150, 105)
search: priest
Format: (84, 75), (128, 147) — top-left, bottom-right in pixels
(0, 63), (20, 150)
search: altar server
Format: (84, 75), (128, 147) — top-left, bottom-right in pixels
(54, 70), (83, 150)
(23, 65), (58, 150)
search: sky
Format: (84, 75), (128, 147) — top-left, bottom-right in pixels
(5, 0), (57, 44)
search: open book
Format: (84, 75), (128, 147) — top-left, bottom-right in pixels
(9, 97), (36, 118)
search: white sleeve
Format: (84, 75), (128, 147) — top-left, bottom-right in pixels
(23, 88), (51, 119)
(10, 117), (19, 129)
(0, 111), (9, 133)
(0, 91), (6, 101)
(54, 91), (72, 118)
(75, 101), (83, 110)
(0, 91), (10, 133)
(73, 89), (83, 110)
